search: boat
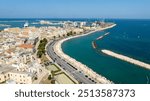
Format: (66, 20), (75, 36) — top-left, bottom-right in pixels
(24, 22), (29, 27)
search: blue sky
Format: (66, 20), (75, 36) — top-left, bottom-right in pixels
(0, 0), (150, 19)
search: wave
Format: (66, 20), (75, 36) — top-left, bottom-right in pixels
(0, 24), (11, 27)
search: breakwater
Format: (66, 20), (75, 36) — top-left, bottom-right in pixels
(102, 50), (150, 70)
(92, 32), (110, 49)
(53, 24), (116, 84)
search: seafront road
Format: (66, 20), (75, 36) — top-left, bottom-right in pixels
(46, 40), (96, 84)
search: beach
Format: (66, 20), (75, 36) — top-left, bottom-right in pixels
(53, 24), (116, 84)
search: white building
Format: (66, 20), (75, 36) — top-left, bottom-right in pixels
(0, 64), (35, 84)
(80, 22), (86, 27)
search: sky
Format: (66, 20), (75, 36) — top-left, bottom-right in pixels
(0, 0), (150, 19)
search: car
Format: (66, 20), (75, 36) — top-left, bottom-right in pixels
(85, 75), (88, 78)
(92, 80), (95, 82)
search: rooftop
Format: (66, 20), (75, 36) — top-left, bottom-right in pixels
(0, 64), (15, 74)
(18, 44), (34, 49)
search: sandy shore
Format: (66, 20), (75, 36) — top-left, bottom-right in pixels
(102, 50), (150, 70)
(53, 24), (116, 84)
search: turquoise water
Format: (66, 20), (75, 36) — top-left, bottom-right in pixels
(62, 19), (150, 84)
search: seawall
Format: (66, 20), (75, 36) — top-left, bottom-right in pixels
(53, 24), (116, 84)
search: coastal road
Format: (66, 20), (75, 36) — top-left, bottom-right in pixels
(46, 40), (96, 84)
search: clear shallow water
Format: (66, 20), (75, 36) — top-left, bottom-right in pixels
(62, 19), (150, 84)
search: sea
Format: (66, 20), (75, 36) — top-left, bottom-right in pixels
(0, 18), (150, 84)
(62, 19), (150, 84)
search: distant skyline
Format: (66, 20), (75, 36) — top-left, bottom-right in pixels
(0, 0), (150, 19)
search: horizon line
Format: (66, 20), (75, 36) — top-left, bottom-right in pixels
(0, 17), (150, 20)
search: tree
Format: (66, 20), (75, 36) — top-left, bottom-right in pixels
(73, 32), (76, 35)
(43, 38), (48, 43)
(37, 51), (42, 58)
(48, 75), (52, 80)
(51, 79), (55, 84)
(40, 40), (43, 43)
(58, 35), (61, 38)
(34, 77), (38, 80)
(63, 34), (66, 37)
(67, 33), (70, 36)
(53, 36), (56, 39)
(37, 38), (48, 58)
